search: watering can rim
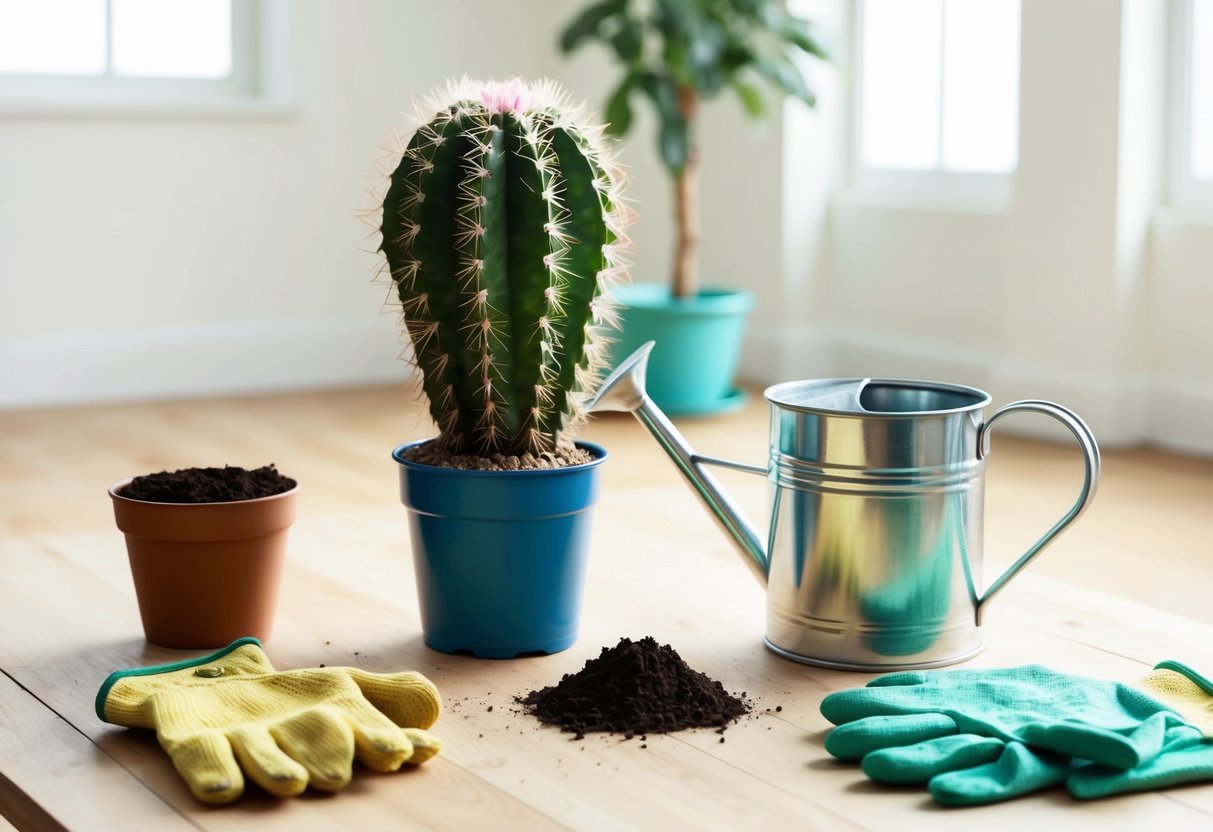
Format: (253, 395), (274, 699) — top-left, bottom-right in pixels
(764, 377), (994, 418)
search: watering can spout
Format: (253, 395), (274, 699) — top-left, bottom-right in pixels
(587, 342), (770, 586)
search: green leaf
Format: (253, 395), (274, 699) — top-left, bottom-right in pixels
(780, 17), (830, 61)
(753, 54), (816, 106)
(727, 0), (767, 19)
(636, 71), (679, 117)
(662, 36), (693, 86)
(604, 75), (637, 136)
(654, 0), (695, 39)
(754, 0), (784, 28)
(638, 73), (689, 173)
(719, 42), (752, 73)
(658, 113), (690, 173)
(559, 0), (626, 54)
(686, 18), (728, 93)
(731, 79), (765, 118)
(609, 17), (644, 62)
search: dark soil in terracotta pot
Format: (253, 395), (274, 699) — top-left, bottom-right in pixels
(518, 637), (750, 739)
(119, 465), (296, 503)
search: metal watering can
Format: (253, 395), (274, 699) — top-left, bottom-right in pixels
(589, 343), (1101, 670)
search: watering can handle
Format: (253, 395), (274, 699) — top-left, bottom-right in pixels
(974, 400), (1101, 624)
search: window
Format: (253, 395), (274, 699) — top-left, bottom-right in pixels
(0, 0), (290, 116)
(853, 0), (1021, 201)
(1170, 0), (1213, 205)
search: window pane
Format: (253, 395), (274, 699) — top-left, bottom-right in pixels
(112, 0), (232, 79)
(1192, 0), (1213, 178)
(0, 0), (106, 75)
(860, 0), (943, 170)
(941, 0), (1020, 172)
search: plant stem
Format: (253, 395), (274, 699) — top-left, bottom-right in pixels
(672, 85), (701, 300)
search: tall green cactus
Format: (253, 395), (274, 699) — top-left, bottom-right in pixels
(378, 78), (631, 456)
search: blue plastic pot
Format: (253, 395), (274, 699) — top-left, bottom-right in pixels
(393, 440), (607, 658)
(608, 283), (754, 415)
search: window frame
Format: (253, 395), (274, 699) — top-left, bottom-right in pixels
(0, 0), (293, 119)
(1168, 0), (1213, 207)
(847, 0), (1018, 210)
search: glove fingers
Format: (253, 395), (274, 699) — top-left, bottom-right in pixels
(401, 728), (443, 765)
(347, 669), (442, 729)
(1068, 737), (1213, 800)
(862, 734), (1005, 784)
(271, 707), (355, 792)
(164, 733), (244, 805)
(1021, 711), (1180, 770)
(825, 713), (958, 760)
(821, 686), (952, 725)
(227, 728), (309, 798)
(864, 671), (932, 689)
(337, 694), (415, 772)
(928, 741), (1070, 807)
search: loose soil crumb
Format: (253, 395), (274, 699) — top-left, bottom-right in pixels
(517, 637), (750, 738)
(404, 441), (593, 470)
(120, 465), (296, 503)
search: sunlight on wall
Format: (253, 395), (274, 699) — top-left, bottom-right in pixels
(859, 0), (1019, 173)
(0, 0), (231, 78)
(0, 0), (107, 74)
(1192, 0), (1213, 177)
(112, 0), (231, 78)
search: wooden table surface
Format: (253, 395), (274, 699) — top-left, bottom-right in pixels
(2, 385), (1213, 831)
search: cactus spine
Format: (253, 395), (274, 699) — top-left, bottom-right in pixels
(378, 79), (630, 457)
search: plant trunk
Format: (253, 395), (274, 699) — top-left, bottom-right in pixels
(672, 85), (701, 300)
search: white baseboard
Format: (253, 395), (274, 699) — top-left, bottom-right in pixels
(0, 318), (409, 410)
(742, 324), (1212, 455)
(1147, 381), (1213, 456)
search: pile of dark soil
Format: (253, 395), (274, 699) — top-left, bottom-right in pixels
(119, 465), (296, 504)
(518, 637), (749, 739)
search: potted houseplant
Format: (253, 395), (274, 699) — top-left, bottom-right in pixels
(373, 78), (631, 658)
(560, 0), (827, 414)
(108, 464), (299, 648)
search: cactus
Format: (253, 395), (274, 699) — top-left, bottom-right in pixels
(376, 78), (631, 457)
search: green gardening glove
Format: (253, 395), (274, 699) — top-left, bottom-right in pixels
(821, 665), (1203, 806)
(1066, 661), (1213, 800)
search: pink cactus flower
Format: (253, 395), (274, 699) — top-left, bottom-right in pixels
(479, 78), (531, 114)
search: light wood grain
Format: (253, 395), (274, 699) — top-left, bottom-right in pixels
(2, 383), (1213, 830)
(0, 668), (192, 832)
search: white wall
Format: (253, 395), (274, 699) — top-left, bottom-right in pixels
(0, 0), (809, 413)
(0, 0), (563, 407)
(745, 0), (1213, 455)
(2, 0), (1209, 456)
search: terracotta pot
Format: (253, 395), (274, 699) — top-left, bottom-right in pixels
(108, 481), (299, 648)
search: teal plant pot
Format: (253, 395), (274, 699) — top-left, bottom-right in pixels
(608, 283), (754, 415)
(393, 441), (607, 658)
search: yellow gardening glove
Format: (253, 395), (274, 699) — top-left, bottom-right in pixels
(1139, 661), (1213, 737)
(96, 637), (442, 804)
